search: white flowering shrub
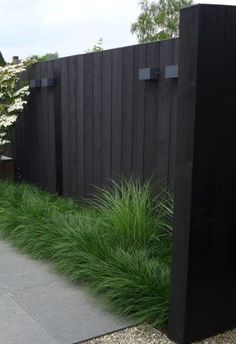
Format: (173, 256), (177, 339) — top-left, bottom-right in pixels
(0, 58), (35, 151)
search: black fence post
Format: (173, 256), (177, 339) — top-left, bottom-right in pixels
(168, 4), (236, 344)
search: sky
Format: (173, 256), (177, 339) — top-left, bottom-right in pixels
(1, 0), (236, 62)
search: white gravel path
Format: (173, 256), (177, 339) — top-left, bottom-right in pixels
(83, 325), (236, 344)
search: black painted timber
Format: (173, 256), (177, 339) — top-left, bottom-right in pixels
(53, 59), (63, 195)
(168, 4), (236, 344)
(14, 40), (178, 198)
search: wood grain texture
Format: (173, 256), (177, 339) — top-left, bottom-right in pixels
(121, 46), (134, 177)
(132, 44), (146, 177)
(14, 40), (178, 198)
(76, 54), (85, 198)
(168, 5), (236, 344)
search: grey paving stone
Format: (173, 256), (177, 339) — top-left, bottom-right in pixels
(0, 294), (59, 344)
(14, 280), (130, 344)
(0, 240), (15, 253)
(0, 286), (7, 295)
(0, 250), (59, 292)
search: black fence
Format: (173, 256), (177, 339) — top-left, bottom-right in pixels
(169, 4), (236, 344)
(14, 38), (179, 198)
(13, 4), (236, 344)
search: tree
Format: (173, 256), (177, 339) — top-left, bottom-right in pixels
(0, 52), (6, 66)
(86, 38), (103, 53)
(0, 58), (36, 151)
(30, 52), (59, 62)
(131, 0), (193, 43)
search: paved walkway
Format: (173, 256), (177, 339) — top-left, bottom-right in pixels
(0, 240), (129, 344)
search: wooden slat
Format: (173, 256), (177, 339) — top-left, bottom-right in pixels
(32, 62), (42, 186)
(84, 53), (94, 196)
(40, 61), (49, 190)
(76, 54), (85, 199)
(215, 6), (236, 331)
(93, 52), (103, 188)
(67, 56), (77, 197)
(156, 39), (175, 185)
(25, 65), (35, 184)
(102, 50), (112, 185)
(53, 58), (63, 194)
(121, 46), (134, 177)
(143, 42), (160, 180)
(26, 67), (34, 183)
(60, 58), (70, 196)
(132, 44), (147, 177)
(168, 38), (179, 187)
(111, 48), (123, 179)
(46, 60), (57, 193)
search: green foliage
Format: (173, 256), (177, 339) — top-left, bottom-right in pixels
(0, 52), (6, 66)
(131, 0), (193, 43)
(86, 38), (103, 53)
(0, 178), (173, 327)
(30, 52), (59, 62)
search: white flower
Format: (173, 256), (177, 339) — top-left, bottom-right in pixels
(0, 57), (35, 148)
(14, 86), (30, 97)
(0, 114), (18, 127)
(0, 138), (10, 145)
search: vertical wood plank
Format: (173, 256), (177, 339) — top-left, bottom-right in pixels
(93, 52), (103, 188)
(60, 58), (70, 196)
(132, 44), (147, 177)
(67, 56), (77, 197)
(40, 61), (50, 190)
(53, 58), (63, 195)
(121, 46), (134, 177)
(111, 48), (123, 179)
(215, 6), (236, 331)
(26, 67), (34, 183)
(102, 50), (112, 185)
(143, 42), (160, 180)
(32, 62), (42, 186)
(46, 60), (57, 193)
(84, 53), (94, 196)
(168, 38), (179, 187)
(156, 39), (174, 185)
(76, 54), (85, 198)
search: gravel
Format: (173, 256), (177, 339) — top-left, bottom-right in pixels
(82, 325), (236, 344)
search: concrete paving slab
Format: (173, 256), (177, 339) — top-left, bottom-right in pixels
(0, 240), (129, 343)
(0, 250), (59, 292)
(0, 286), (7, 295)
(14, 280), (130, 344)
(0, 294), (59, 344)
(0, 240), (15, 253)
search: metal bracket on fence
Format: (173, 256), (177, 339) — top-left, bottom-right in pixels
(29, 79), (41, 88)
(29, 78), (55, 88)
(41, 78), (55, 87)
(165, 65), (179, 79)
(139, 68), (160, 80)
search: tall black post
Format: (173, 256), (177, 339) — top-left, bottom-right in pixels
(168, 4), (236, 344)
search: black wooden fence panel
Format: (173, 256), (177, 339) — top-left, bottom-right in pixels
(14, 39), (179, 198)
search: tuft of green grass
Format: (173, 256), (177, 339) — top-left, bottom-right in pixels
(0, 178), (173, 328)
